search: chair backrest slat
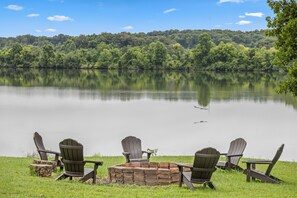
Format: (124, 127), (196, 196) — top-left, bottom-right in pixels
(227, 138), (247, 165)
(59, 139), (84, 176)
(121, 136), (142, 159)
(33, 132), (48, 160)
(191, 147), (220, 181)
(265, 144), (284, 176)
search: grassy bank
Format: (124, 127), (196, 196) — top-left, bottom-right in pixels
(0, 156), (296, 197)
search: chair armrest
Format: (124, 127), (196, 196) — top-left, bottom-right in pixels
(176, 163), (193, 172)
(242, 160), (272, 165)
(84, 160), (103, 170)
(122, 152), (131, 162)
(176, 163), (193, 168)
(142, 151), (152, 154)
(39, 149), (60, 155)
(39, 149), (60, 161)
(227, 154), (243, 157)
(122, 152), (130, 156)
(220, 153), (227, 156)
(142, 151), (153, 160)
(84, 160), (103, 166)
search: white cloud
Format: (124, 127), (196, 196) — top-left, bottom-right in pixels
(218, 0), (245, 3)
(35, 29), (42, 33)
(245, 12), (264, 17)
(123, 26), (133, 30)
(163, 8), (177, 14)
(45, 28), (57, 32)
(236, 20), (252, 25)
(5, 4), (23, 11)
(47, 15), (73, 21)
(27, 13), (40, 17)
(239, 15), (246, 18)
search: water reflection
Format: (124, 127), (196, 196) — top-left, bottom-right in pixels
(0, 69), (296, 109)
(0, 69), (296, 161)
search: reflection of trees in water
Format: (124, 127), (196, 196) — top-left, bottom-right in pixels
(0, 69), (296, 109)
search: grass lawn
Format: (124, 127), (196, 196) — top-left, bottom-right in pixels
(0, 156), (296, 197)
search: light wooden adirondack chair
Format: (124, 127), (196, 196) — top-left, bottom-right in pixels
(121, 136), (152, 162)
(243, 144), (284, 183)
(176, 147), (220, 190)
(216, 138), (247, 171)
(33, 132), (63, 170)
(56, 138), (103, 184)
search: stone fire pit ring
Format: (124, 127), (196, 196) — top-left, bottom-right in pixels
(108, 162), (190, 186)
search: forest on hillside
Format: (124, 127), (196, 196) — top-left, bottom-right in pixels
(0, 29), (279, 71)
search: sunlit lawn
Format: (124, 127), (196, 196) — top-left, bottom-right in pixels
(0, 156), (296, 197)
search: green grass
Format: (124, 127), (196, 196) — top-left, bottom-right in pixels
(0, 156), (296, 197)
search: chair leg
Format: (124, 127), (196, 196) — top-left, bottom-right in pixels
(207, 181), (216, 190)
(183, 176), (195, 191)
(79, 171), (94, 183)
(55, 173), (68, 181)
(93, 170), (97, 184)
(178, 172), (183, 187)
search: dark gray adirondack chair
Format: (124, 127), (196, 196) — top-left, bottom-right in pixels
(216, 138), (247, 171)
(33, 132), (63, 170)
(176, 147), (220, 190)
(121, 136), (152, 162)
(56, 138), (103, 184)
(243, 144), (284, 183)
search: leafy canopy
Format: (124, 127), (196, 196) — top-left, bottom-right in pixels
(266, 0), (297, 96)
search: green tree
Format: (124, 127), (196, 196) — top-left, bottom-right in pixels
(96, 49), (113, 68)
(120, 47), (147, 69)
(40, 45), (55, 67)
(191, 33), (214, 68)
(266, 0), (297, 95)
(9, 43), (23, 66)
(147, 41), (168, 69)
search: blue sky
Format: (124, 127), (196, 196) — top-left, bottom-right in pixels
(0, 0), (273, 37)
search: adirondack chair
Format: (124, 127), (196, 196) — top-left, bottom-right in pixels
(243, 144), (284, 183)
(216, 138), (247, 171)
(121, 136), (152, 162)
(33, 132), (63, 170)
(176, 147), (220, 190)
(56, 138), (103, 184)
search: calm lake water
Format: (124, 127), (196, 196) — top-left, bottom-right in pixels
(0, 70), (296, 161)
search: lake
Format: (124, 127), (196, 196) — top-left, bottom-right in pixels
(0, 69), (296, 161)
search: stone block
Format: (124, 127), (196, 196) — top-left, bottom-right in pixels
(30, 164), (53, 177)
(145, 175), (157, 181)
(140, 162), (149, 168)
(158, 174), (171, 179)
(170, 168), (179, 174)
(33, 159), (57, 172)
(129, 162), (141, 167)
(157, 168), (170, 174)
(171, 173), (180, 182)
(149, 162), (159, 168)
(159, 162), (169, 169)
(170, 163), (178, 169)
(122, 167), (134, 173)
(144, 168), (158, 175)
(124, 173), (133, 180)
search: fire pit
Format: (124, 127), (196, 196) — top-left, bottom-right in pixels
(108, 162), (190, 186)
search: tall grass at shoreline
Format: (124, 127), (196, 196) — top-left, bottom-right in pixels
(0, 156), (296, 197)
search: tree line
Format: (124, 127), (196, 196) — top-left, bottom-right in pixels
(0, 29), (278, 71)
